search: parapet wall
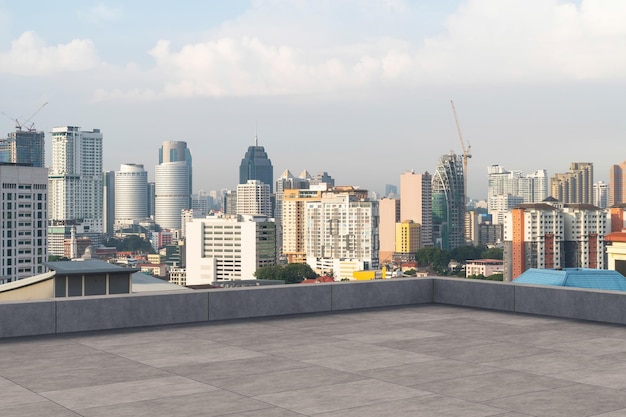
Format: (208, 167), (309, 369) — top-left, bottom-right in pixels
(1, 277), (625, 338)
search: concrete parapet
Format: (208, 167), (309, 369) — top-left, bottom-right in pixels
(434, 277), (515, 311)
(331, 278), (432, 311)
(0, 300), (56, 338)
(208, 284), (332, 321)
(514, 284), (626, 325)
(55, 291), (209, 333)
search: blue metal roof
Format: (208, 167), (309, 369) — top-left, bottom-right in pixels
(513, 268), (626, 291)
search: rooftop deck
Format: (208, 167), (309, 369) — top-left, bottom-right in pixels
(3, 303), (626, 416)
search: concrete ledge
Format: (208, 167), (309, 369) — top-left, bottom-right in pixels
(331, 278), (433, 311)
(434, 277), (515, 311)
(515, 284), (626, 325)
(55, 291), (209, 333)
(0, 300), (56, 338)
(208, 284), (332, 321)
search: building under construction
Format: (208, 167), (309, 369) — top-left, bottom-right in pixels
(432, 152), (465, 251)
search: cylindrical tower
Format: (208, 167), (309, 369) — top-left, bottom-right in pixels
(114, 163), (148, 222)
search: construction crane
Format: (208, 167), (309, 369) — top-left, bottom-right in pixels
(450, 99), (471, 204)
(1, 102), (48, 131)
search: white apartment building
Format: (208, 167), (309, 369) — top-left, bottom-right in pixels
(155, 141), (192, 231)
(236, 180), (271, 216)
(48, 126), (103, 233)
(114, 163), (147, 227)
(304, 191), (379, 277)
(1, 164), (48, 283)
(488, 165), (548, 224)
(185, 214), (276, 285)
(562, 204), (608, 269)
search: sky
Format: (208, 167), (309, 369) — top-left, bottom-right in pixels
(1, 0), (625, 200)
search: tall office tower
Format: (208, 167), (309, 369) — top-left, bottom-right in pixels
(192, 191), (212, 216)
(114, 164), (148, 226)
(304, 187), (379, 276)
(609, 161), (626, 206)
(282, 188), (324, 264)
(146, 182), (156, 218)
(103, 171), (115, 235)
(432, 153), (465, 250)
(186, 214), (276, 284)
(395, 220), (420, 260)
(487, 165), (548, 223)
(503, 203), (563, 282)
(222, 190), (237, 215)
(239, 135), (273, 193)
(378, 198), (400, 264)
(155, 141), (192, 230)
(594, 181), (609, 208)
(550, 162), (593, 204)
(0, 164), (48, 284)
(400, 170), (432, 247)
(236, 180), (271, 216)
(385, 184), (398, 198)
(0, 130), (45, 167)
(48, 127), (103, 234)
(275, 170), (311, 257)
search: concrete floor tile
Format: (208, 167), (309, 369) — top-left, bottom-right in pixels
(416, 369), (573, 402)
(76, 391), (272, 417)
(332, 327), (445, 343)
(376, 333), (495, 353)
(484, 383), (626, 417)
(302, 347), (439, 372)
(549, 337), (626, 356)
(254, 379), (428, 415)
(432, 342), (555, 364)
(482, 351), (620, 376)
(210, 365), (367, 396)
(40, 376), (218, 410)
(0, 401), (82, 417)
(0, 377), (46, 408)
(313, 394), (510, 417)
(551, 362), (626, 389)
(356, 359), (500, 386)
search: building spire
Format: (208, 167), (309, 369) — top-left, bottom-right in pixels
(255, 122), (258, 147)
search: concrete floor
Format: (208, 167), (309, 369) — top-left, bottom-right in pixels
(2, 304), (626, 416)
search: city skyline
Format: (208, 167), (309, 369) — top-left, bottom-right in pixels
(1, 1), (625, 198)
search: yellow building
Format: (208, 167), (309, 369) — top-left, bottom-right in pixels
(395, 220), (421, 255)
(282, 189), (324, 264)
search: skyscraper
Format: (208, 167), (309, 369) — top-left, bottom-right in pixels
(487, 165), (548, 223)
(594, 181), (609, 208)
(48, 126), (103, 233)
(155, 141), (192, 230)
(115, 164), (148, 225)
(550, 162), (593, 204)
(0, 130), (45, 167)
(239, 135), (273, 193)
(400, 170), (432, 247)
(0, 163), (48, 283)
(432, 153), (465, 250)
(236, 180), (271, 216)
(609, 161), (626, 206)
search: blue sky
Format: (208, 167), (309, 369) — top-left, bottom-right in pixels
(1, 0), (624, 199)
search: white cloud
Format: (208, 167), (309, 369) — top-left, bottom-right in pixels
(0, 32), (100, 76)
(96, 0), (626, 101)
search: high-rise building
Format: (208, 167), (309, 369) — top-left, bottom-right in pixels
(400, 170), (432, 247)
(385, 184), (398, 198)
(609, 161), (626, 206)
(0, 163), (48, 283)
(487, 165), (548, 223)
(48, 126), (103, 234)
(281, 188), (324, 264)
(185, 214), (276, 284)
(236, 180), (271, 216)
(550, 162), (593, 204)
(594, 181), (609, 208)
(0, 130), (45, 167)
(304, 187), (379, 276)
(378, 198), (400, 264)
(239, 135), (273, 193)
(103, 171), (115, 235)
(395, 220), (420, 259)
(155, 141), (192, 230)
(432, 153), (465, 250)
(115, 164), (148, 226)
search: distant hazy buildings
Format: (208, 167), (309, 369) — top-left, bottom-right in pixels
(609, 161), (626, 206)
(155, 141), (192, 230)
(550, 162), (593, 204)
(0, 164), (48, 283)
(239, 135), (273, 193)
(594, 181), (609, 209)
(114, 164), (148, 226)
(432, 153), (465, 250)
(378, 198), (400, 264)
(48, 126), (103, 234)
(400, 170), (432, 247)
(185, 214), (276, 284)
(487, 165), (548, 224)
(0, 130), (45, 167)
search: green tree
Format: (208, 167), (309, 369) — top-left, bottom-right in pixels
(254, 263), (318, 284)
(254, 265), (283, 281)
(450, 245), (485, 263)
(481, 247), (503, 260)
(415, 247), (451, 275)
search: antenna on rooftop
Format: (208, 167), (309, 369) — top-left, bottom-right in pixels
(255, 122), (258, 147)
